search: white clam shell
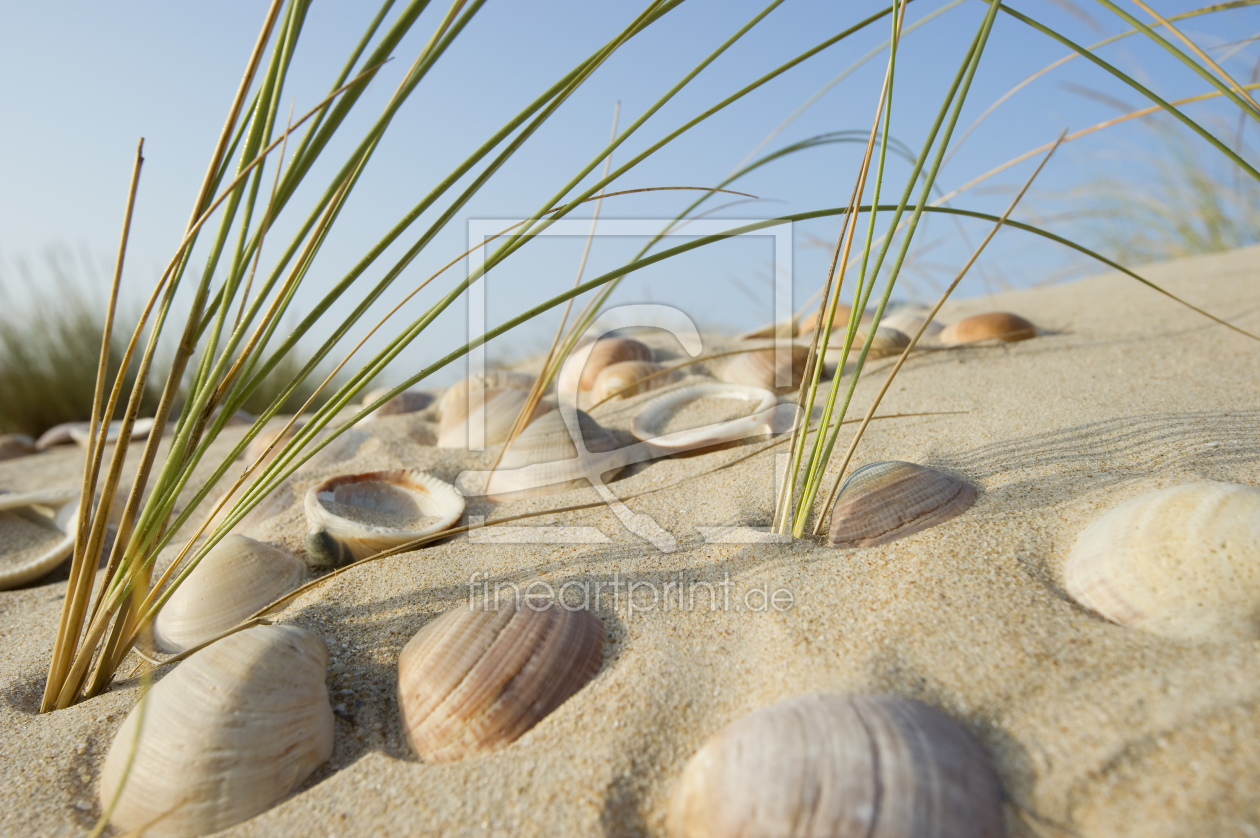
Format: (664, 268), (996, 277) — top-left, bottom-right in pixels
(438, 371), (536, 418)
(98, 624), (334, 837)
(154, 535), (309, 653)
(485, 409), (622, 502)
(828, 461), (977, 549)
(437, 387), (549, 449)
(719, 344), (810, 393)
(303, 469), (464, 568)
(631, 383), (780, 453)
(592, 360), (673, 402)
(557, 337), (652, 395)
(668, 693), (1005, 838)
(0, 488), (80, 590)
(66, 416), (157, 449)
(1063, 482), (1260, 642)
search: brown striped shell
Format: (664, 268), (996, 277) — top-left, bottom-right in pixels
(668, 693), (1005, 838)
(1063, 482), (1260, 642)
(437, 386), (549, 449)
(397, 599), (605, 762)
(939, 311), (1035, 344)
(558, 337), (652, 395)
(485, 409), (623, 502)
(99, 625), (333, 837)
(592, 360), (672, 402)
(828, 461), (977, 548)
(718, 344), (810, 393)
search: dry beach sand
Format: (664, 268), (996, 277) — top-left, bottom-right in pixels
(1, 244), (1258, 837)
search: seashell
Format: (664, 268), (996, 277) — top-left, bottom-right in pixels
(438, 387), (549, 449)
(828, 461), (977, 549)
(361, 387), (433, 419)
(153, 535), (308, 653)
(592, 360), (673, 402)
(739, 320), (797, 340)
(1063, 482), (1260, 642)
(32, 417), (156, 450)
(243, 418), (306, 466)
(438, 370), (537, 418)
(883, 308), (945, 341)
(668, 693), (1005, 838)
(718, 344), (810, 393)
(939, 311), (1035, 344)
(98, 624), (333, 837)
(0, 433), (36, 461)
(799, 303), (874, 334)
(631, 383), (778, 453)
(485, 409), (623, 502)
(0, 488), (80, 590)
(557, 337), (652, 395)
(303, 469), (464, 568)
(397, 599), (604, 762)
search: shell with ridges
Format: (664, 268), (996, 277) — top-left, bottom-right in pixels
(828, 461), (977, 548)
(0, 489), (80, 590)
(668, 693), (1005, 838)
(438, 370), (536, 418)
(592, 360), (672, 402)
(485, 409), (623, 502)
(631, 383), (778, 453)
(397, 599), (604, 763)
(438, 387), (549, 449)
(558, 337), (652, 395)
(718, 344), (810, 393)
(303, 469), (465, 568)
(939, 311), (1035, 344)
(154, 535), (308, 653)
(98, 624), (333, 838)
(1063, 482), (1260, 642)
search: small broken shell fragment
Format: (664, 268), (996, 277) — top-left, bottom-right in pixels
(592, 360), (673, 402)
(718, 344), (810, 393)
(558, 337), (652, 395)
(397, 599), (604, 762)
(154, 535), (308, 653)
(667, 693), (1005, 838)
(438, 370), (536, 418)
(631, 383), (778, 453)
(828, 461), (977, 549)
(485, 409), (623, 502)
(0, 434), (36, 461)
(98, 624), (334, 838)
(0, 489), (80, 590)
(437, 387), (549, 449)
(303, 469), (464, 568)
(1063, 482), (1260, 642)
(360, 387), (433, 419)
(939, 311), (1035, 344)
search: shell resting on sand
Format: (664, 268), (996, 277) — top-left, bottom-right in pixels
(592, 360), (672, 402)
(558, 337), (653, 395)
(437, 386), (549, 449)
(828, 461), (977, 549)
(0, 434), (36, 461)
(153, 535), (308, 653)
(882, 308), (945, 341)
(939, 311), (1035, 344)
(0, 488), (80, 590)
(360, 387), (433, 419)
(1063, 482), (1260, 643)
(98, 624), (334, 838)
(485, 409), (623, 502)
(397, 600), (604, 763)
(438, 371), (536, 418)
(630, 383), (779, 453)
(303, 469), (464, 568)
(719, 345), (810, 393)
(668, 693), (1005, 838)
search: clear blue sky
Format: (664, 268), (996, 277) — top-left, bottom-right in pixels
(1, 0), (1255, 384)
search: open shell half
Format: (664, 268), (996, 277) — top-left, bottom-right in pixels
(0, 488), (80, 590)
(631, 383), (779, 454)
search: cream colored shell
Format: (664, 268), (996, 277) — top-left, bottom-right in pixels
(828, 461), (977, 549)
(557, 337), (652, 395)
(360, 387), (433, 419)
(883, 308), (945, 341)
(631, 383), (778, 453)
(939, 311), (1035, 344)
(485, 409), (623, 502)
(437, 386), (549, 449)
(592, 360), (672, 402)
(0, 488), (79, 590)
(668, 693), (1005, 838)
(397, 600), (604, 762)
(153, 535), (308, 653)
(438, 370), (536, 418)
(303, 469), (465, 568)
(98, 624), (334, 838)
(1063, 482), (1260, 642)
(719, 345), (810, 393)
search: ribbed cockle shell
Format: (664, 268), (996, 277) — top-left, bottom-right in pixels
(438, 370), (536, 418)
(1063, 482), (1260, 642)
(719, 345), (810, 393)
(828, 461), (977, 548)
(397, 600), (604, 762)
(939, 311), (1035, 344)
(437, 387), (549, 449)
(98, 624), (333, 838)
(153, 535), (308, 653)
(485, 409), (623, 502)
(558, 337), (652, 395)
(592, 360), (672, 402)
(304, 469), (464, 568)
(668, 693), (1005, 838)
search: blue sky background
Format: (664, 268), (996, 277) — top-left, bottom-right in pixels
(1, 0), (1256, 385)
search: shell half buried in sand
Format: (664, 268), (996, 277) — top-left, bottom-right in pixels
(153, 534), (309, 653)
(0, 488), (80, 590)
(828, 461), (977, 549)
(360, 387), (433, 419)
(939, 311), (1036, 344)
(98, 624), (334, 838)
(591, 360), (673, 403)
(303, 469), (464, 568)
(484, 409), (623, 502)
(397, 599), (604, 763)
(630, 383), (779, 453)
(719, 344), (810, 393)
(438, 370), (536, 418)
(437, 386), (549, 449)
(557, 336), (653, 395)
(1063, 482), (1260, 643)
(668, 693), (1005, 838)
